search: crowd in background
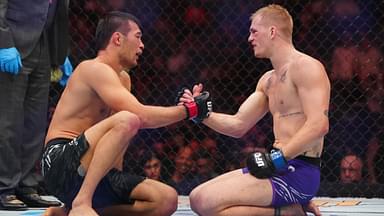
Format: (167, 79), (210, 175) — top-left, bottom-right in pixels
(48, 0), (384, 197)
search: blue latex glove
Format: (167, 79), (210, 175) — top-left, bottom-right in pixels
(59, 56), (73, 86)
(0, 47), (22, 75)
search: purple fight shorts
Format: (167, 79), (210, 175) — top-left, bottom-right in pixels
(270, 157), (320, 206)
(243, 156), (320, 207)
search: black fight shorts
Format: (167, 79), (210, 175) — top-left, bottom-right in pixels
(41, 134), (145, 209)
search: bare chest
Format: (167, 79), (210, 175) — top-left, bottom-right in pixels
(74, 90), (112, 123)
(265, 71), (301, 115)
(91, 98), (112, 120)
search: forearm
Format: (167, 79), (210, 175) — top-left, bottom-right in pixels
(139, 105), (187, 129)
(281, 118), (329, 160)
(203, 112), (250, 138)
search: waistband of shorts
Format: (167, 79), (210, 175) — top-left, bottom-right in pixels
(295, 155), (321, 167)
(45, 137), (73, 149)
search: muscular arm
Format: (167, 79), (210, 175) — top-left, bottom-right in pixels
(119, 70), (131, 92)
(85, 62), (187, 128)
(203, 74), (269, 138)
(281, 58), (330, 159)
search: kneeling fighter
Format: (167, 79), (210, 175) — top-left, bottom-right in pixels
(41, 11), (211, 216)
(179, 4), (329, 216)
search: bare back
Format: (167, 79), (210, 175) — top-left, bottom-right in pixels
(45, 59), (128, 143)
(260, 52), (330, 157)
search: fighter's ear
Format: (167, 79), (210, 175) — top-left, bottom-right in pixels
(270, 26), (277, 39)
(111, 32), (123, 46)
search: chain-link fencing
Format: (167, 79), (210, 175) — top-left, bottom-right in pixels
(49, 0), (384, 197)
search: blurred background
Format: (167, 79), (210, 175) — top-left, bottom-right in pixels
(49, 0), (384, 197)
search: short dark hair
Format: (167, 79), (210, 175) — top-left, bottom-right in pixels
(95, 11), (142, 52)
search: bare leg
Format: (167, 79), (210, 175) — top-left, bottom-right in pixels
(190, 169), (273, 216)
(195, 198), (319, 216)
(69, 111), (141, 216)
(190, 169), (321, 216)
(43, 207), (67, 216)
(98, 179), (177, 216)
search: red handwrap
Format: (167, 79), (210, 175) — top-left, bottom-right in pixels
(184, 102), (198, 119)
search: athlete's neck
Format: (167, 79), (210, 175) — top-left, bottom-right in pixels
(270, 43), (296, 73)
(96, 52), (124, 74)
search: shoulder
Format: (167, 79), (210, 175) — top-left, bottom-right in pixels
(73, 59), (121, 90)
(290, 52), (330, 87)
(295, 52), (324, 69)
(77, 59), (112, 74)
(290, 53), (327, 79)
(76, 59), (118, 80)
(258, 70), (274, 84)
(119, 70), (131, 81)
(256, 70), (274, 92)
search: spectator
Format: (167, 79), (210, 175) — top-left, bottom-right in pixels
(194, 149), (218, 183)
(296, 0), (328, 60)
(340, 154), (364, 183)
(140, 151), (164, 181)
(329, 32), (364, 115)
(329, 0), (361, 35)
(167, 145), (200, 195)
(357, 36), (383, 94)
(317, 153), (384, 198)
(0, 0), (71, 210)
(330, 32), (359, 82)
(200, 136), (222, 172)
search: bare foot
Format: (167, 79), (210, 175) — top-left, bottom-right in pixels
(43, 207), (67, 216)
(304, 200), (322, 216)
(281, 203), (307, 216)
(68, 205), (99, 216)
(280, 200), (322, 216)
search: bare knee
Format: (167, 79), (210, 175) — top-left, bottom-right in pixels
(156, 186), (178, 216)
(113, 111), (141, 136)
(189, 188), (203, 214)
(190, 187), (215, 216)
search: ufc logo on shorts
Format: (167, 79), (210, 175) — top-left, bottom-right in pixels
(253, 153), (265, 167)
(207, 101), (213, 116)
(68, 138), (79, 146)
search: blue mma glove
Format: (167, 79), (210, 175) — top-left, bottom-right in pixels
(0, 47), (22, 75)
(246, 149), (288, 178)
(59, 57), (73, 86)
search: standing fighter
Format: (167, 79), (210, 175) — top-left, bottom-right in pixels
(41, 11), (211, 216)
(182, 4), (328, 216)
